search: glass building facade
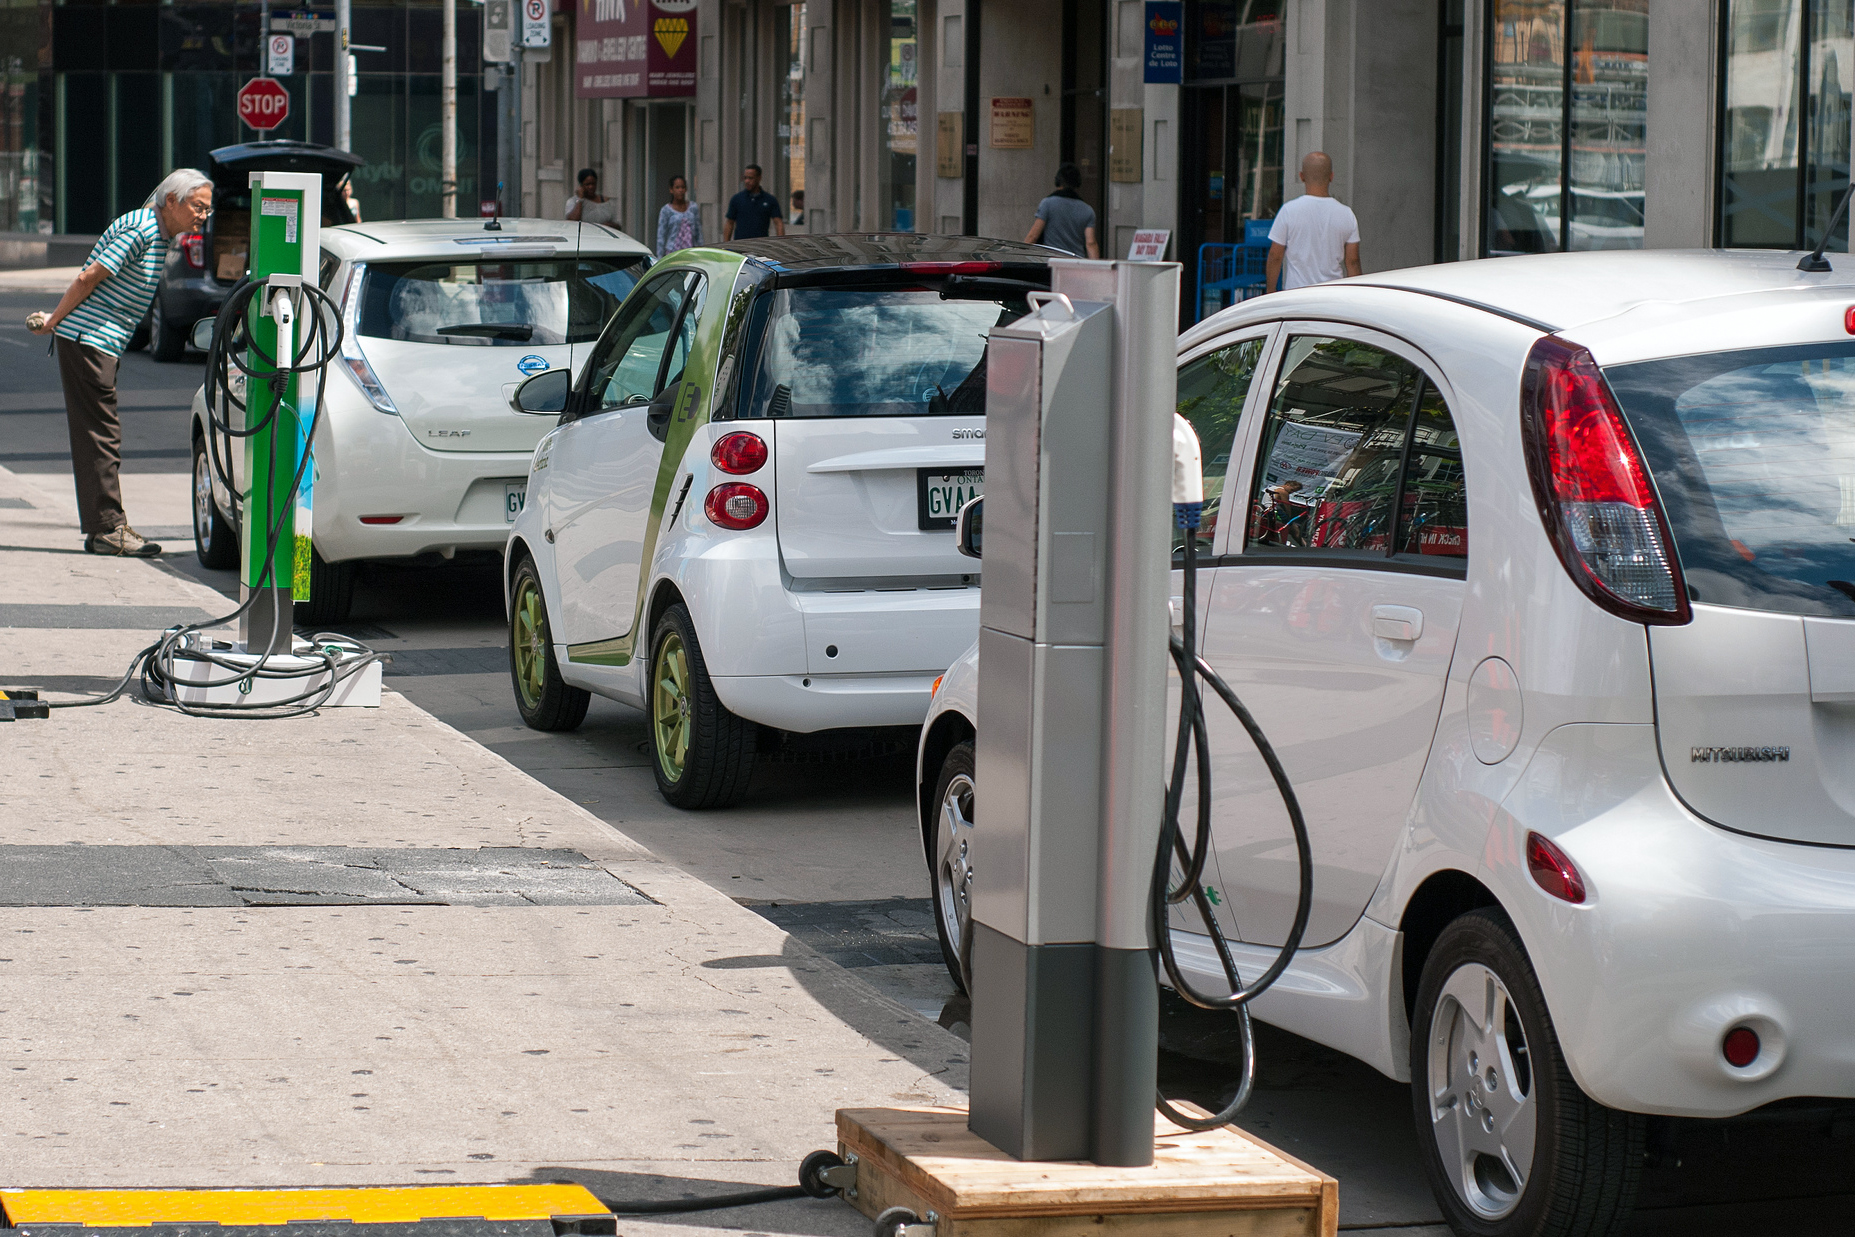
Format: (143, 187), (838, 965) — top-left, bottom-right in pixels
(0, 0), (492, 238)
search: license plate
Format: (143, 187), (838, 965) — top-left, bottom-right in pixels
(918, 468), (983, 531)
(505, 481), (526, 523)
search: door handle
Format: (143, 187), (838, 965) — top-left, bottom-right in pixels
(1371, 604), (1424, 642)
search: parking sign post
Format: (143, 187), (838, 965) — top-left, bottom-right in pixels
(239, 170), (322, 654)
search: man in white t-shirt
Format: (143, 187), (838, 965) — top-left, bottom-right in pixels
(1264, 152), (1362, 292)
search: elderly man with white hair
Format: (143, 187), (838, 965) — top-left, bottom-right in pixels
(29, 168), (213, 556)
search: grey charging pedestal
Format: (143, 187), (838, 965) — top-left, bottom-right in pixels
(967, 260), (1181, 1167)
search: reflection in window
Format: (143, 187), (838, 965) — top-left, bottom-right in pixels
(1485, 0), (1646, 257)
(1722, 0), (1854, 250)
(589, 274), (694, 411)
(1176, 335), (1266, 549)
(1247, 337), (1467, 564)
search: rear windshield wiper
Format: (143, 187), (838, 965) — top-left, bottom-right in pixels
(437, 323), (535, 341)
(940, 275), (1047, 301)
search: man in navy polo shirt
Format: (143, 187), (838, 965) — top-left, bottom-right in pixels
(723, 165), (786, 241)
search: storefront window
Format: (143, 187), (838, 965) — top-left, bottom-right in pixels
(879, 0), (917, 230)
(1484, 0), (1646, 256)
(1722, 0), (1855, 249)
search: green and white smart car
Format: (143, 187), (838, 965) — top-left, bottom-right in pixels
(503, 235), (1053, 808)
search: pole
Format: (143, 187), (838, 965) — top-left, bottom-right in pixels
(336, 0), (352, 151)
(442, 0), (458, 217)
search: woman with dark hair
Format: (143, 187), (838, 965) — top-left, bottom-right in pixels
(1024, 162), (1099, 258)
(656, 174), (703, 256)
(566, 167), (618, 225)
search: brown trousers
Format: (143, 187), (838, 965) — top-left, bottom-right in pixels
(56, 336), (125, 535)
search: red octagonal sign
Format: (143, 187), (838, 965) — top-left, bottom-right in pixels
(238, 78), (291, 132)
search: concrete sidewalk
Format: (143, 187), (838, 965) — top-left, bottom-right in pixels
(0, 464), (966, 1235)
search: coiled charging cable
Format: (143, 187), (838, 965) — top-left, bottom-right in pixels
(1152, 415), (1315, 1132)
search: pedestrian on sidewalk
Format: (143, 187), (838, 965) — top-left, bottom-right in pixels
(1264, 151), (1362, 293)
(656, 175), (703, 256)
(789, 189), (806, 231)
(1024, 163), (1100, 258)
(29, 167), (212, 557)
(566, 168), (618, 225)
(722, 165), (785, 241)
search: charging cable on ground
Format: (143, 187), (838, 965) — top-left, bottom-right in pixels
(1152, 414), (1315, 1132)
(50, 275), (385, 720)
(593, 1150), (852, 1215)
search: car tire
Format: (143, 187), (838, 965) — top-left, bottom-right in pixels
(929, 740), (976, 995)
(647, 602), (754, 809)
(508, 558), (590, 731)
(1410, 908), (1644, 1237)
(191, 435), (239, 569)
(294, 546), (356, 627)
(149, 296), (186, 362)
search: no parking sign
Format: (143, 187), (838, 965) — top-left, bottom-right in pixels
(521, 0), (550, 49)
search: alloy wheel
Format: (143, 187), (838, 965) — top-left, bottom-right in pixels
(935, 769), (976, 981)
(511, 577), (547, 709)
(194, 448), (217, 551)
(1425, 961), (1539, 1222)
(653, 631), (692, 781)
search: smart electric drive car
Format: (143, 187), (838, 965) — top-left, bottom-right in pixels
(503, 235), (1052, 808)
(190, 217), (652, 621)
(918, 249), (1855, 1237)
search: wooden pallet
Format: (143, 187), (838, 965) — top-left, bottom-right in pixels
(835, 1106), (1337, 1237)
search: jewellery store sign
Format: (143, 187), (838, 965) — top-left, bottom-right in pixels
(576, 0), (696, 98)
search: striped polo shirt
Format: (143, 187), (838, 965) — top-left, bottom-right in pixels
(55, 207), (169, 358)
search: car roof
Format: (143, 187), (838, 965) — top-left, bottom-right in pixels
(1347, 248), (1855, 334)
(321, 218), (652, 259)
(722, 233), (1056, 272)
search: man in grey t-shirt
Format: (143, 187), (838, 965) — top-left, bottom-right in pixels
(1025, 163), (1100, 258)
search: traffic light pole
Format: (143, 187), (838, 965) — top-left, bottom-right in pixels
(239, 170), (322, 656)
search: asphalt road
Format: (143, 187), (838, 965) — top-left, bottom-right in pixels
(3, 285), (1852, 1235)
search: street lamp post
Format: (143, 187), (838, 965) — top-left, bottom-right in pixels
(442, 0), (458, 217)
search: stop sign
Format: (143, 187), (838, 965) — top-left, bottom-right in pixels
(238, 78), (291, 132)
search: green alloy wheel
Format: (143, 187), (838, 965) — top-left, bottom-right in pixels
(508, 558), (590, 731)
(647, 602), (754, 809)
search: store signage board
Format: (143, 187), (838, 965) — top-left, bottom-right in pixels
(989, 97), (1033, 149)
(485, 0), (514, 62)
(575, 0), (696, 97)
(1109, 107), (1142, 182)
(1127, 228), (1170, 261)
(1144, 0), (1181, 83)
(522, 0), (551, 49)
(936, 113), (961, 178)
(238, 77), (291, 131)
(271, 10), (336, 35)
(267, 35), (295, 76)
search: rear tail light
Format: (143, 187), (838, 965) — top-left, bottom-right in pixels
(711, 430), (768, 474)
(899, 261), (1003, 275)
(1521, 337), (1689, 625)
(338, 263), (399, 416)
(1525, 832), (1587, 904)
(180, 232), (205, 270)
(705, 482), (769, 530)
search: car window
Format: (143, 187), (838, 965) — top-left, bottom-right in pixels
(1246, 335), (1467, 566)
(583, 271), (695, 415)
(1176, 334), (1266, 550)
(357, 256), (646, 347)
(319, 251), (341, 290)
(658, 275), (707, 392)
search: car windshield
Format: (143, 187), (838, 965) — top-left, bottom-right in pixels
(358, 257), (647, 347)
(739, 287), (1028, 417)
(1607, 342), (1855, 617)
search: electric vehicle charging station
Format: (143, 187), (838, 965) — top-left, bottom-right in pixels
(967, 260), (1179, 1167)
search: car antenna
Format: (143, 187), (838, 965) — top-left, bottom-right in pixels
(1798, 183), (1855, 271)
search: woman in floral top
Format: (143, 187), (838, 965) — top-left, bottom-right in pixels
(656, 175), (703, 256)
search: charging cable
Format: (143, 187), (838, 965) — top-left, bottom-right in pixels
(1152, 415), (1315, 1131)
(51, 275), (385, 719)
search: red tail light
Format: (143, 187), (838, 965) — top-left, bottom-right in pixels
(1525, 832), (1587, 904)
(181, 232), (205, 270)
(1521, 337), (1690, 625)
(711, 430), (768, 475)
(704, 482), (768, 530)
(899, 261), (1003, 275)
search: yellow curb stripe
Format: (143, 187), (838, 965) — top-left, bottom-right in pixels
(0, 1185), (609, 1227)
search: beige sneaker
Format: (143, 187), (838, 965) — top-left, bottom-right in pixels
(85, 525), (162, 557)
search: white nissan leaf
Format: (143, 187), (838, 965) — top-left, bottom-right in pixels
(918, 249), (1855, 1236)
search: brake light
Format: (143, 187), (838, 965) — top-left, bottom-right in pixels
(711, 431), (768, 475)
(180, 232), (205, 270)
(704, 482), (769, 530)
(1525, 832), (1586, 904)
(899, 261), (1003, 275)
(1521, 337), (1689, 624)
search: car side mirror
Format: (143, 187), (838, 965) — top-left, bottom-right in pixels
(512, 368), (571, 415)
(646, 384), (678, 442)
(956, 496), (983, 559)
(190, 318), (217, 351)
